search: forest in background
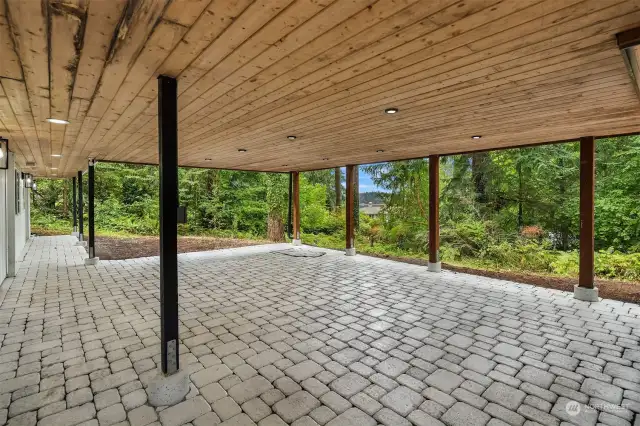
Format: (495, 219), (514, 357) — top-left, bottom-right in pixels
(32, 135), (640, 281)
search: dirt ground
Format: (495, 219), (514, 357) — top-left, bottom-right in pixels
(360, 252), (640, 304)
(94, 235), (266, 260)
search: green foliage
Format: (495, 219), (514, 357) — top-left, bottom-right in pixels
(30, 135), (640, 282)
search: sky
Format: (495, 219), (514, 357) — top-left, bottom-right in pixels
(359, 169), (383, 193)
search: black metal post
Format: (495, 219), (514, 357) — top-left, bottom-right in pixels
(158, 75), (179, 375)
(287, 172), (293, 239)
(78, 171), (83, 241)
(88, 160), (95, 258)
(72, 177), (77, 233)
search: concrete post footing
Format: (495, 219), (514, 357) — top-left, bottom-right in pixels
(84, 257), (99, 266)
(71, 232), (79, 238)
(345, 248), (356, 256)
(573, 285), (599, 302)
(147, 369), (190, 407)
(428, 261), (441, 272)
(292, 239), (302, 246)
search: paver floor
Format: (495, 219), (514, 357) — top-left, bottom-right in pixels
(0, 236), (639, 426)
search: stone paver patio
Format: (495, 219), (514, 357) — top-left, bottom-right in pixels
(0, 236), (639, 426)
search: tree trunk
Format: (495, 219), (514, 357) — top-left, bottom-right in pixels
(62, 182), (69, 217)
(471, 152), (489, 204)
(267, 211), (285, 242)
(517, 161), (523, 229)
(334, 167), (341, 211)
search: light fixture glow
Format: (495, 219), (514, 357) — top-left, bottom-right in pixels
(384, 107), (399, 114)
(24, 173), (33, 188)
(376, 149), (385, 153)
(0, 138), (7, 169)
(287, 135), (297, 140)
(32, 182), (37, 190)
(471, 135), (482, 139)
(46, 118), (69, 125)
(51, 154), (62, 157)
(238, 148), (247, 152)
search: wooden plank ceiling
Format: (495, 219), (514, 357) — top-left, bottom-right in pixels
(1, 0), (640, 177)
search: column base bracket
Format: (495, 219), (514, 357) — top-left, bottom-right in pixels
(428, 261), (441, 272)
(147, 369), (190, 407)
(573, 285), (599, 302)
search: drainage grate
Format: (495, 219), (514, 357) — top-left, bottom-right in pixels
(271, 248), (326, 257)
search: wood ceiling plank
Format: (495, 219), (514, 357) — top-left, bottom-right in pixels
(6, 0), (51, 173)
(130, 0), (539, 157)
(177, 0), (296, 102)
(49, 1), (88, 172)
(102, 0), (256, 161)
(201, 104), (640, 171)
(177, 6), (633, 157)
(0, 0), (21, 80)
(172, 46), (622, 162)
(205, 0), (630, 144)
(164, 0), (212, 26)
(173, 0), (453, 133)
(178, 0), (338, 121)
(59, 0), (127, 175)
(103, 0), (294, 159)
(137, 0), (254, 99)
(74, 0), (169, 162)
(0, 96), (30, 162)
(175, 0), (599, 152)
(0, 79), (42, 168)
(86, 19), (188, 159)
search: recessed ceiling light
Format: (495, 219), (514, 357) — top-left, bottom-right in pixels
(51, 168), (58, 170)
(376, 149), (385, 153)
(46, 118), (69, 125)
(287, 135), (297, 140)
(205, 158), (212, 161)
(322, 158), (329, 161)
(471, 135), (482, 139)
(384, 107), (399, 114)
(51, 154), (62, 157)
(282, 164), (288, 167)
(238, 148), (247, 152)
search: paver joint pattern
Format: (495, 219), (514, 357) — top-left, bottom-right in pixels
(0, 236), (639, 426)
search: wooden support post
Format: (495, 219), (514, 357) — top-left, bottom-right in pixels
(72, 177), (77, 234)
(158, 75), (179, 374)
(292, 171), (301, 245)
(345, 165), (356, 256)
(77, 171), (83, 242)
(84, 160), (98, 265)
(287, 172), (293, 239)
(575, 136), (598, 301)
(428, 155), (440, 272)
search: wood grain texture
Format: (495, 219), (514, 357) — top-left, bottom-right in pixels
(1, 0), (639, 177)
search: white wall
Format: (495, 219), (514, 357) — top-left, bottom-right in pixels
(0, 154), (31, 282)
(15, 172), (28, 258)
(0, 168), (7, 282)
